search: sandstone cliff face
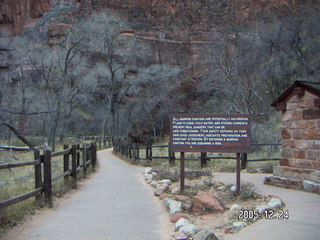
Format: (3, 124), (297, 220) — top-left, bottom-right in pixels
(0, 0), (77, 34)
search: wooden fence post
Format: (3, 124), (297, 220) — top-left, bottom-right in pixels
(149, 145), (153, 161)
(168, 143), (175, 164)
(91, 142), (97, 170)
(34, 149), (43, 205)
(200, 152), (208, 167)
(82, 144), (87, 175)
(76, 144), (80, 167)
(71, 144), (77, 187)
(145, 143), (149, 160)
(63, 144), (69, 180)
(136, 144), (140, 160)
(43, 149), (52, 207)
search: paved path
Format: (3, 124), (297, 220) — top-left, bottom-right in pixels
(213, 173), (320, 240)
(12, 149), (170, 240)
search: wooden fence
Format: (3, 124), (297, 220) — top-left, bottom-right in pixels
(113, 139), (281, 168)
(0, 142), (97, 209)
(80, 136), (113, 149)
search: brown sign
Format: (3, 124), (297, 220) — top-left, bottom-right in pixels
(170, 114), (251, 153)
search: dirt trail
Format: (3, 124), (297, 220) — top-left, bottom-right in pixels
(2, 149), (172, 240)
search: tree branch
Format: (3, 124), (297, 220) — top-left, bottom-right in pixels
(1, 122), (35, 148)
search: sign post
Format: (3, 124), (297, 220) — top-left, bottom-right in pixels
(180, 152), (185, 193)
(170, 114), (251, 193)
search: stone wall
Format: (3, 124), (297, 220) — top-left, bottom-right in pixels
(266, 89), (320, 194)
(280, 91), (320, 171)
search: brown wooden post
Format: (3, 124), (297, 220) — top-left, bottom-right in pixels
(82, 144), (87, 175)
(76, 144), (80, 167)
(236, 153), (241, 195)
(71, 144), (77, 187)
(34, 149), (43, 205)
(180, 152), (185, 193)
(200, 152), (208, 167)
(43, 149), (52, 207)
(63, 144), (69, 180)
(137, 144), (140, 160)
(91, 142), (97, 170)
(145, 142), (149, 160)
(149, 144), (152, 161)
(241, 153), (248, 169)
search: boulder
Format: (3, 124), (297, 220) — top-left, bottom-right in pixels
(174, 195), (191, 201)
(193, 229), (218, 240)
(158, 179), (172, 185)
(230, 185), (237, 193)
(175, 218), (189, 231)
(170, 212), (188, 223)
(164, 198), (182, 215)
(192, 191), (224, 215)
(255, 205), (271, 214)
(144, 167), (153, 174)
(159, 193), (169, 200)
(202, 176), (214, 186)
(179, 223), (200, 236)
(144, 173), (153, 182)
(233, 221), (247, 228)
(171, 232), (188, 240)
(268, 198), (283, 209)
(150, 180), (158, 188)
(230, 204), (242, 211)
(154, 185), (169, 196)
(217, 186), (226, 191)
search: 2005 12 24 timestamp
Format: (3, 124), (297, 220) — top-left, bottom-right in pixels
(238, 209), (289, 220)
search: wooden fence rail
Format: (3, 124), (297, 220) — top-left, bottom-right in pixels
(0, 142), (98, 210)
(113, 140), (281, 168)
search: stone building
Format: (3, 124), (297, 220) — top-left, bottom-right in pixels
(265, 80), (320, 193)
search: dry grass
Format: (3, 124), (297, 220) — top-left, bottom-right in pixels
(0, 138), (94, 232)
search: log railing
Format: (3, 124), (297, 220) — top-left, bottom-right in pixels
(0, 142), (98, 209)
(113, 139), (281, 168)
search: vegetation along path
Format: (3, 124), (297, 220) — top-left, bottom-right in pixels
(6, 148), (170, 240)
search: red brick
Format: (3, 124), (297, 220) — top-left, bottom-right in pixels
(303, 109), (320, 120)
(287, 103), (298, 110)
(282, 111), (293, 121)
(295, 140), (309, 150)
(292, 129), (303, 139)
(297, 121), (308, 129)
(303, 129), (320, 140)
(291, 159), (313, 169)
(312, 161), (320, 170)
(282, 140), (295, 148)
(280, 158), (290, 166)
(292, 110), (303, 120)
(282, 148), (293, 158)
(281, 129), (292, 139)
(317, 120), (320, 128)
(309, 141), (320, 149)
(308, 120), (316, 129)
(289, 121), (298, 129)
(297, 101), (307, 108)
(306, 150), (316, 160)
(294, 150), (306, 159)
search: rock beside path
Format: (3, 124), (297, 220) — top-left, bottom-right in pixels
(170, 212), (188, 223)
(193, 229), (219, 240)
(192, 191), (224, 215)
